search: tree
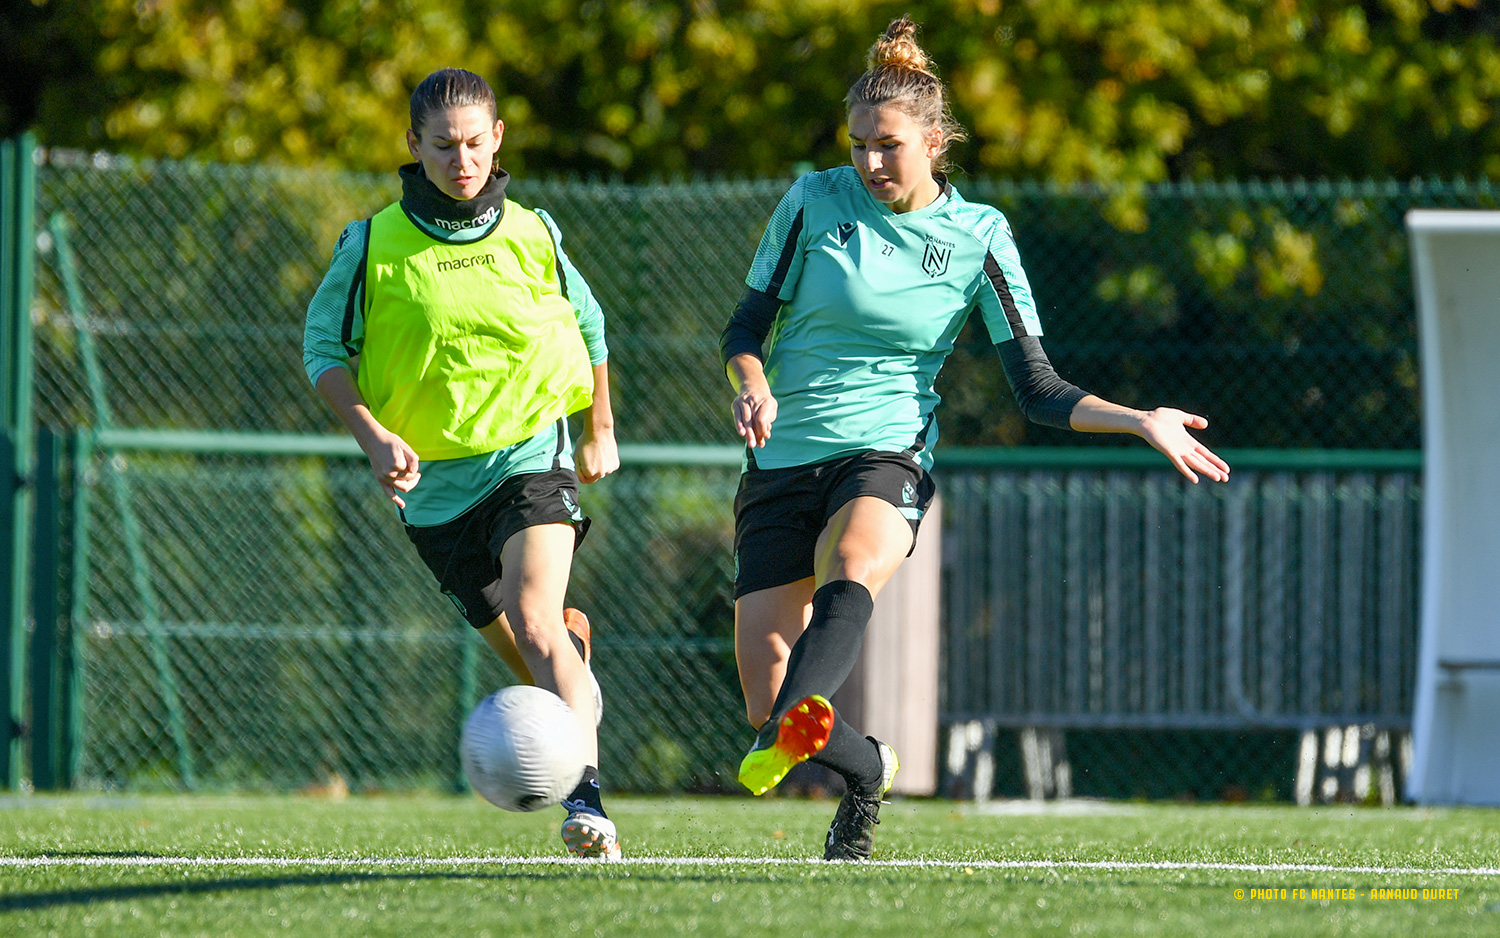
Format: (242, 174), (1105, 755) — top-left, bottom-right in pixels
(6, 1), (1497, 184)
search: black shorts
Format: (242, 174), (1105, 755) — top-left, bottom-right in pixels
(732, 450), (936, 599)
(404, 468), (589, 629)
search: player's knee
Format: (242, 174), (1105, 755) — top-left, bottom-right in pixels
(825, 553), (877, 588)
(508, 607), (564, 657)
(824, 545), (903, 593)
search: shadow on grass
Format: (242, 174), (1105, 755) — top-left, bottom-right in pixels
(0, 867), (561, 912)
(4, 853), (1277, 912)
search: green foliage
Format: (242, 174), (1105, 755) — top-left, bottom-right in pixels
(10, 1), (1500, 182)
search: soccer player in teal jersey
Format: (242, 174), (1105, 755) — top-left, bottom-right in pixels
(303, 69), (622, 859)
(721, 19), (1231, 861)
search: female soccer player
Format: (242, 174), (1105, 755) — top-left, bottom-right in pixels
(304, 68), (622, 859)
(721, 18), (1230, 860)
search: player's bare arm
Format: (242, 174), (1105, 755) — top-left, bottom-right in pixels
(727, 352), (777, 448)
(1067, 395), (1230, 484)
(576, 361), (619, 484)
(314, 365), (422, 506)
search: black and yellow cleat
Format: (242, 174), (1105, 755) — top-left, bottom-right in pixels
(824, 738), (900, 861)
(737, 695), (835, 796)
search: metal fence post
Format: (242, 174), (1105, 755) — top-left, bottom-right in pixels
(50, 213), (196, 787)
(455, 636), (477, 794)
(65, 430), (94, 786)
(28, 427), (60, 788)
(1, 133), (38, 789)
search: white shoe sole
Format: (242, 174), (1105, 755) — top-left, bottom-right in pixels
(561, 812), (621, 860)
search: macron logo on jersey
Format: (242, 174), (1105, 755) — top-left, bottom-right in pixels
(434, 205), (499, 231)
(836, 222), (857, 246)
(435, 253), (495, 272)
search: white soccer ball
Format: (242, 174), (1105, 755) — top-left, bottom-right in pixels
(461, 685), (587, 812)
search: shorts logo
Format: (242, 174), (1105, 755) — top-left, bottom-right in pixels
(836, 222), (857, 246)
(561, 489), (581, 519)
(901, 481), (916, 505)
(922, 241), (952, 278)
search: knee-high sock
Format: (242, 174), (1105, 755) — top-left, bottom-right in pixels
(755, 580), (882, 790)
(758, 580), (874, 741)
(809, 711), (883, 793)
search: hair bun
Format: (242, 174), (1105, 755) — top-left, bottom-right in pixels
(868, 16), (934, 77)
(845, 16), (965, 174)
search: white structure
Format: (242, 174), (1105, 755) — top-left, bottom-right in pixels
(1406, 210), (1500, 804)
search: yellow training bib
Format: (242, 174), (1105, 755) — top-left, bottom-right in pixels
(358, 201), (593, 459)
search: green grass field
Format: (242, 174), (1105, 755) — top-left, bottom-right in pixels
(3, 793), (1497, 936)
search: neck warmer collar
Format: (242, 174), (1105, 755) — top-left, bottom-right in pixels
(398, 163), (511, 233)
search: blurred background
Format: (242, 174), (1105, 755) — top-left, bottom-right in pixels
(3, 0), (1498, 804)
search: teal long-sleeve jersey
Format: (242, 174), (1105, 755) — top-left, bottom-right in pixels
(720, 166), (1066, 471)
(303, 167), (610, 525)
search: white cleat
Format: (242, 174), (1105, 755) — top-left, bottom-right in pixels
(561, 811), (622, 860)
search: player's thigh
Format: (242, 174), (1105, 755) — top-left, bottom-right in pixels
(734, 577), (815, 727)
(497, 522), (577, 651)
(814, 495), (915, 596)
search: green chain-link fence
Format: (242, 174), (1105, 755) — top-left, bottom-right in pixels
(32, 153), (1496, 447)
(68, 442), (744, 793)
(16, 147), (1493, 798)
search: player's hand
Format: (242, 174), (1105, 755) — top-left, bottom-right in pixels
(1138, 408), (1230, 484)
(364, 429), (422, 508)
(732, 383), (778, 448)
(576, 424), (619, 484)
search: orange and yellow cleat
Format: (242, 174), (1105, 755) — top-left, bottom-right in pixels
(737, 694), (835, 796)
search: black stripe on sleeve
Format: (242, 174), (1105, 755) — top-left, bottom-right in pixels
(982, 250), (1029, 340)
(766, 208), (805, 297)
(342, 221), (371, 356)
(719, 287), (782, 365)
(552, 419), (566, 470)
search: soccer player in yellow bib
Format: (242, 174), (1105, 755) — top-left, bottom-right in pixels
(304, 68), (622, 859)
(723, 19), (1231, 860)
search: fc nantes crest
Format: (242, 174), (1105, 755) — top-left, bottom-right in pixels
(922, 240), (952, 278)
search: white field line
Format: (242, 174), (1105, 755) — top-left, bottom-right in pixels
(1, 855), (1498, 877)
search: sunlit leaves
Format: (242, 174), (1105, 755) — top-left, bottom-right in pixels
(13, 0), (1497, 186)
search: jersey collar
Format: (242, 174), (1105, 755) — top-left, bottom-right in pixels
(397, 163), (511, 237)
(862, 170), (954, 222)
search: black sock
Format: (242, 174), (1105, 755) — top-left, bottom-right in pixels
(810, 714), (884, 794)
(562, 765), (606, 817)
(754, 580), (875, 749)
